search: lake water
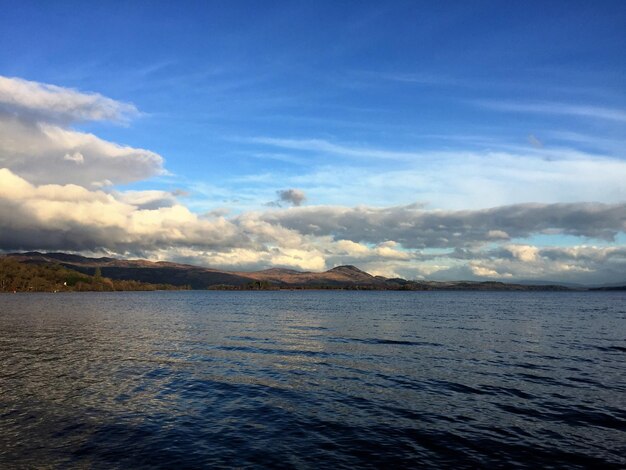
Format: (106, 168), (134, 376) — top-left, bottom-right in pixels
(0, 291), (625, 468)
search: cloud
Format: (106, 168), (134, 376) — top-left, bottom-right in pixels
(116, 190), (180, 210)
(469, 263), (506, 278)
(439, 245), (626, 284)
(527, 134), (543, 148)
(260, 202), (626, 249)
(0, 168), (255, 253)
(0, 75), (163, 186)
(0, 75), (138, 123)
(487, 230), (509, 239)
(63, 151), (84, 164)
(373, 71), (459, 86)
(505, 244), (539, 262)
(277, 188), (306, 206)
(248, 137), (626, 209)
(475, 100), (626, 123)
(252, 137), (418, 160)
(92, 179), (113, 188)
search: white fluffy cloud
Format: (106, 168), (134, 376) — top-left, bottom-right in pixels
(0, 76), (163, 186)
(0, 168), (250, 251)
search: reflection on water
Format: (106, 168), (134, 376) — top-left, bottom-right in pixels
(0, 291), (625, 468)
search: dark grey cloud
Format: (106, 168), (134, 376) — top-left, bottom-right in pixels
(277, 188), (306, 206)
(260, 202), (626, 249)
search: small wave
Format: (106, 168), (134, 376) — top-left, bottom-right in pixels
(480, 384), (535, 399)
(545, 403), (626, 431)
(226, 335), (273, 343)
(329, 337), (442, 347)
(286, 325), (329, 331)
(430, 380), (489, 396)
(513, 362), (551, 371)
(498, 402), (626, 432)
(516, 372), (569, 387)
(595, 345), (626, 353)
(214, 344), (336, 358)
(566, 376), (608, 389)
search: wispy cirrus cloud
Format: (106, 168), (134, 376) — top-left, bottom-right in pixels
(474, 100), (626, 123)
(251, 137), (418, 160)
(248, 136), (626, 209)
(355, 70), (460, 86)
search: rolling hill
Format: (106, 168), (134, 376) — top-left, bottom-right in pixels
(1, 252), (574, 291)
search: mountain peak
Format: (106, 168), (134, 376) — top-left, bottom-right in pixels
(327, 265), (373, 279)
(329, 265), (367, 273)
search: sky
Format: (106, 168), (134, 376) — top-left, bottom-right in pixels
(0, 0), (625, 284)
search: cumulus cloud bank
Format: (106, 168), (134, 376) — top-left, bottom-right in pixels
(260, 203), (626, 249)
(1, 164), (624, 282)
(1, 76), (625, 284)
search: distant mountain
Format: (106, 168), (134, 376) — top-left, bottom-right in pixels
(3, 252), (573, 291)
(513, 279), (587, 289)
(238, 264), (388, 288)
(586, 280), (626, 289)
(6, 252), (256, 290)
(589, 285), (626, 291)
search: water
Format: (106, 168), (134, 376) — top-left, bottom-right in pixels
(0, 291), (625, 469)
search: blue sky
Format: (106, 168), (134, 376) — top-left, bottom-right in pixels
(0, 1), (625, 283)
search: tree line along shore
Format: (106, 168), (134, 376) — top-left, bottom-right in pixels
(0, 258), (188, 293)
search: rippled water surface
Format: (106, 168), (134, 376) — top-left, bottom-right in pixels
(1, 291), (625, 468)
